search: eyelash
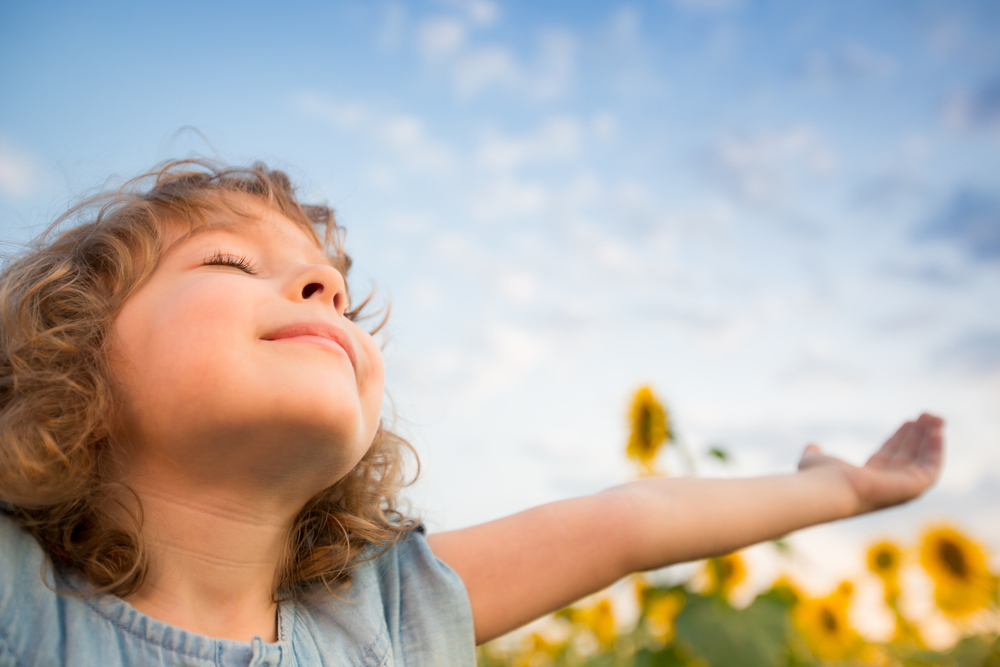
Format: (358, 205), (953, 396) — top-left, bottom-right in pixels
(203, 251), (257, 274)
(200, 251), (356, 320)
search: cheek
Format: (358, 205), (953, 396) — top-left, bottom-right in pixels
(356, 331), (386, 437)
(110, 279), (256, 413)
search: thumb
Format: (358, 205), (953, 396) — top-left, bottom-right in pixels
(798, 443), (823, 470)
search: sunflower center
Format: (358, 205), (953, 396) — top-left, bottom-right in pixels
(821, 607), (839, 633)
(637, 407), (652, 450)
(939, 540), (968, 579)
(876, 551), (894, 570)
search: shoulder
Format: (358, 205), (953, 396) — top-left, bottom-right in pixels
(374, 524), (477, 663)
(372, 523), (470, 610)
(0, 511), (63, 660)
(0, 510), (53, 596)
(294, 524), (477, 666)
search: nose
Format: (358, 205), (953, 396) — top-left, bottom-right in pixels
(291, 263), (349, 316)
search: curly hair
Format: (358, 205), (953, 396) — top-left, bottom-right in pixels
(0, 158), (419, 600)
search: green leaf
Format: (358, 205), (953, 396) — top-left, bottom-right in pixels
(674, 593), (789, 667)
(903, 635), (999, 667)
(982, 635), (1000, 667)
(706, 446), (730, 463)
(633, 645), (695, 667)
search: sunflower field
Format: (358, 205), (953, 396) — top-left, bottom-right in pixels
(477, 386), (1000, 667)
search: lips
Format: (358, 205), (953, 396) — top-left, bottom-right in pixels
(261, 320), (356, 369)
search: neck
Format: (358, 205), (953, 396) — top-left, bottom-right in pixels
(121, 470), (300, 643)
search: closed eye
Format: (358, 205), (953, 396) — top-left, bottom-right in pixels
(203, 251), (258, 275)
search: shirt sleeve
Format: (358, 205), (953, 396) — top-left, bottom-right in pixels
(374, 524), (477, 667)
(0, 512), (64, 667)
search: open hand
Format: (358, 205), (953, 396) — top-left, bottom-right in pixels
(797, 413), (944, 516)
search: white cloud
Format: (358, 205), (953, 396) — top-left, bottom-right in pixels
(453, 46), (520, 96)
(801, 44), (897, 84)
(295, 93), (456, 173)
(468, 323), (548, 397)
(664, 199), (735, 236)
(416, 17), (467, 60)
(591, 112), (618, 141)
(468, 177), (549, 222)
(436, 0), (500, 26)
(711, 125), (836, 204)
(476, 116), (582, 171)
(496, 270), (538, 305)
(295, 94), (366, 129)
(409, 278), (443, 313)
(0, 140), (39, 199)
(434, 29), (576, 101)
(529, 30), (576, 101)
(942, 80), (1000, 132)
(376, 2), (406, 51)
(608, 6), (641, 47)
(559, 172), (604, 214)
(668, 0), (741, 11)
(563, 223), (648, 279)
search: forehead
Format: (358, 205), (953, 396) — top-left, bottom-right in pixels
(161, 195), (332, 265)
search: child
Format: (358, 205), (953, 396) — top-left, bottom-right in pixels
(0, 159), (944, 667)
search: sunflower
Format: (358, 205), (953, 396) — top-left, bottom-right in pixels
(792, 581), (862, 662)
(626, 386), (671, 472)
(768, 574), (803, 606)
(704, 552), (747, 600)
(513, 633), (565, 667)
(866, 540), (902, 603)
(569, 598), (617, 646)
(919, 523), (995, 618)
(645, 591), (685, 644)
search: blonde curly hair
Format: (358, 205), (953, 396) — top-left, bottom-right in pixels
(0, 158), (418, 599)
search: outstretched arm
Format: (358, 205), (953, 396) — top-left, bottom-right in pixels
(427, 413), (944, 645)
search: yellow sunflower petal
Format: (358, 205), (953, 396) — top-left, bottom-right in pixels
(576, 598), (616, 646)
(792, 584), (862, 661)
(645, 590), (685, 643)
(704, 552), (747, 600)
(866, 540), (902, 579)
(627, 386), (670, 470)
(919, 523), (994, 618)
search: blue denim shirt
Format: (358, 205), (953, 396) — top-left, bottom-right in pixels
(0, 514), (476, 666)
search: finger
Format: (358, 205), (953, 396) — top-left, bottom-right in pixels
(889, 416), (930, 467)
(866, 421), (913, 468)
(798, 443), (822, 470)
(916, 415), (944, 478)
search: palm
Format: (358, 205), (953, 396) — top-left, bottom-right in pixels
(797, 413), (944, 515)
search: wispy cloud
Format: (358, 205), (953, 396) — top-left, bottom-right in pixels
(412, 1), (576, 104)
(0, 139), (40, 199)
(667, 0), (742, 12)
(435, 0), (500, 26)
(294, 93), (456, 173)
(475, 116), (582, 171)
(416, 16), (468, 60)
(451, 30), (576, 101)
(798, 43), (897, 84)
(708, 126), (836, 205)
(942, 76), (1000, 131)
(935, 330), (1000, 375)
(376, 2), (407, 51)
(919, 188), (1000, 262)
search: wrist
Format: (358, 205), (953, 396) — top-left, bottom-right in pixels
(799, 464), (862, 520)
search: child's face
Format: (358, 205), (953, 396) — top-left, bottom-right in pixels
(107, 195), (385, 497)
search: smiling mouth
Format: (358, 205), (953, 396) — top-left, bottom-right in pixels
(261, 321), (358, 370)
(266, 335), (353, 362)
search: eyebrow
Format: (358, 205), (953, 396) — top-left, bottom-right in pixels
(164, 222), (336, 268)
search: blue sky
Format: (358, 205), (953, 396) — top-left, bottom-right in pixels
(2, 0), (999, 644)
